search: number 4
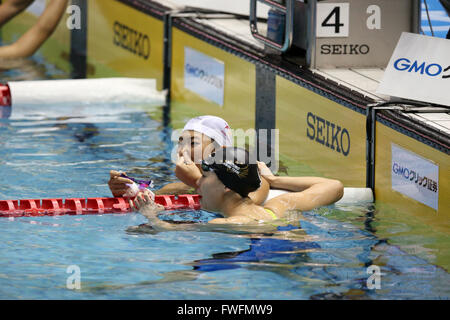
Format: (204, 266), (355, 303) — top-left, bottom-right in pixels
(316, 3), (349, 38)
(322, 7), (344, 33)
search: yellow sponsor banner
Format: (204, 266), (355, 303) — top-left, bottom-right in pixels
(1, 0), (71, 75)
(276, 76), (366, 185)
(87, 0), (164, 89)
(170, 28), (255, 132)
(374, 122), (450, 231)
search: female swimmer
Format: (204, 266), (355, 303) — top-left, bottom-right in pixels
(129, 147), (344, 230)
(108, 115), (270, 204)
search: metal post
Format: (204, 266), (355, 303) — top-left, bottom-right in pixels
(162, 11), (173, 127)
(255, 65), (276, 165)
(70, 0), (87, 79)
(412, 0), (421, 34)
(306, 0), (317, 68)
(365, 105), (377, 193)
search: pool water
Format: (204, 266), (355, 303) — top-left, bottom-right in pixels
(1, 95), (449, 299)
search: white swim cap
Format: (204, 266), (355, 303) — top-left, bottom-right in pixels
(182, 115), (232, 147)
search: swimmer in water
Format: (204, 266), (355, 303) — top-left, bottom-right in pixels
(0, 0), (68, 59)
(109, 115), (270, 205)
(129, 147), (344, 230)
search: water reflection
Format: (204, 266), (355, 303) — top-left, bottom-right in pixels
(0, 57), (51, 81)
(0, 106), (11, 120)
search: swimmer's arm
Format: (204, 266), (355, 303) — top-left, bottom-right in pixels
(141, 212), (190, 232)
(174, 155), (202, 189)
(0, 0), (68, 58)
(264, 176), (344, 213)
(127, 220), (269, 235)
(145, 216), (257, 229)
(134, 217), (256, 232)
(248, 176), (270, 205)
(130, 192), (262, 232)
(129, 192), (186, 232)
(154, 182), (196, 195)
(130, 191), (217, 232)
(208, 216), (256, 224)
(0, 0), (34, 27)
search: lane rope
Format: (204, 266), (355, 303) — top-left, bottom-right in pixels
(0, 195), (201, 218)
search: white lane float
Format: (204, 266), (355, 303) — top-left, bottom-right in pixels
(0, 78), (166, 119)
(265, 188), (373, 205)
(7, 78), (166, 106)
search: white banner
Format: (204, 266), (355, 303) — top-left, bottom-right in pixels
(184, 47), (225, 106)
(391, 143), (439, 211)
(377, 32), (450, 107)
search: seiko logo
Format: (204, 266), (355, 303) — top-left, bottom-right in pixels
(320, 44), (370, 55)
(393, 58), (448, 78)
(306, 112), (350, 156)
(392, 162), (438, 193)
(113, 21), (150, 60)
(185, 63), (224, 89)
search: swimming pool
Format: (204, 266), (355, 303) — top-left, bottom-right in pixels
(1, 4), (450, 297)
(1, 64), (449, 300)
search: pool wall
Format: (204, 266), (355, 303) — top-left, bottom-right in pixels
(86, 0), (165, 89)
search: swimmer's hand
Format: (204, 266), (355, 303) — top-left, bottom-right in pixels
(108, 170), (133, 197)
(129, 190), (165, 219)
(129, 190), (182, 232)
(175, 153), (202, 189)
(257, 161), (275, 183)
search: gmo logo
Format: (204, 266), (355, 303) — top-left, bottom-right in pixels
(185, 63), (224, 90)
(393, 58), (449, 78)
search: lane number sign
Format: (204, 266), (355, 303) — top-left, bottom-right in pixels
(316, 3), (350, 38)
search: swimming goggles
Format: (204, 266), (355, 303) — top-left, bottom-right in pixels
(201, 161), (213, 172)
(120, 173), (154, 189)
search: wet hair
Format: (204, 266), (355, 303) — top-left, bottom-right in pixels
(201, 147), (261, 198)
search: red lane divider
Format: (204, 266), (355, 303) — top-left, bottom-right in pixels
(0, 195), (201, 218)
(0, 83), (11, 107)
